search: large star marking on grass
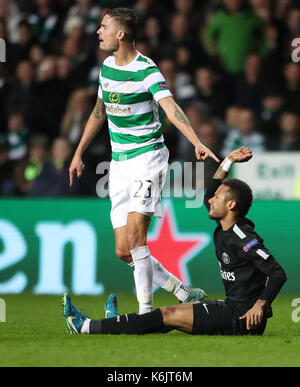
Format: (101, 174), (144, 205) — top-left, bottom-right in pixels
(148, 201), (211, 286)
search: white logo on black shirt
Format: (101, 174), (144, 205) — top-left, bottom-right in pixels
(220, 269), (236, 281)
(222, 252), (230, 264)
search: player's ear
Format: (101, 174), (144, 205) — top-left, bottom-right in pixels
(228, 200), (237, 211)
(117, 31), (126, 41)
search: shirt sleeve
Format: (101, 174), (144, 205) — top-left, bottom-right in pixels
(256, 257), (287, 303)
(235, 226), (287, 303)
(143, 67), (173, 102)
(242, 239), (270, 262)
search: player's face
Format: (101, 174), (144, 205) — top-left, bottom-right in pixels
(97, 15), (121, 52)
(208, 185), (235, 220)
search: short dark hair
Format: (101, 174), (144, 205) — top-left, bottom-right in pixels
(222, 178), (253, 217)
(105, 7), (140, 41)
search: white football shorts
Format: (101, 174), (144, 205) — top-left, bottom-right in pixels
(109, 146), (169, 229)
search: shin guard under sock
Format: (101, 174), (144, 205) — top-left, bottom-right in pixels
(89, 308), (165, 335)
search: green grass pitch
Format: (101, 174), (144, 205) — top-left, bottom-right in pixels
(0, 292), (299, 367)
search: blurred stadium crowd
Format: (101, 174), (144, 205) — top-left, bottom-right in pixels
(1, 0), (300, 197)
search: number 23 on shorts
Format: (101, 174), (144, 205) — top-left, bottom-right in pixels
(132, 179), (153, 200)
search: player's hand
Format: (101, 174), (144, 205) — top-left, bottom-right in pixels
(69, 154), (85, 187)
(239, 300), (266, 330)
(195, 143), (220, 163)
(228, 147), (253, 163)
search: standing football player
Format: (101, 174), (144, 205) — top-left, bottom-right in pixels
(69, 8), (219, 314)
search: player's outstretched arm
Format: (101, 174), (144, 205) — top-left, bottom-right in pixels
(69, 97), (106, 187)
(213, 146), (253, 180)
(158, 96), (220, 163)
(203, 147), (253, 211)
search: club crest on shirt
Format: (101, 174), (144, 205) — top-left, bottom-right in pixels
(124, 81), (134, 94)
(222, 252), (230, 264)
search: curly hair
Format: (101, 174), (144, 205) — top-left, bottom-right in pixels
(222, 178), (253, 217)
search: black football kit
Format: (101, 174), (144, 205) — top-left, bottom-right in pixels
(191, 178), (287, 335)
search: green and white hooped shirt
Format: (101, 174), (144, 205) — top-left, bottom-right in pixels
(98, 52), (172, 161)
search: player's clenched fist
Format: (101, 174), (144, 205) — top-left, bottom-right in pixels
(228, 147), (253, 163)
(69, 154), (85, 187)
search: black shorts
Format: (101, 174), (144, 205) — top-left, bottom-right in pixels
(192, 300), (267, 336)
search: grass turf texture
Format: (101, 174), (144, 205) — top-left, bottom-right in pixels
(0, 293), (299, 367)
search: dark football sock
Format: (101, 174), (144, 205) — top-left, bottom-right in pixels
(89, 308), (165, 335)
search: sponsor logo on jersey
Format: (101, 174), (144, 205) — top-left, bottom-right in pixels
(220, 269), (236, 282)
(243, 238), (259, 252)
(222, 252), (230, 264)
(109, 92), (121, 104)
(106, 105), (132, 115)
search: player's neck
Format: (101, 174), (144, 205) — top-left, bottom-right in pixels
(220, 214), (239, 231)
(113, 43), (138, 66)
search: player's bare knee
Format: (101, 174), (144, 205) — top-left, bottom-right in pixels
(160, 306), (177, 326)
